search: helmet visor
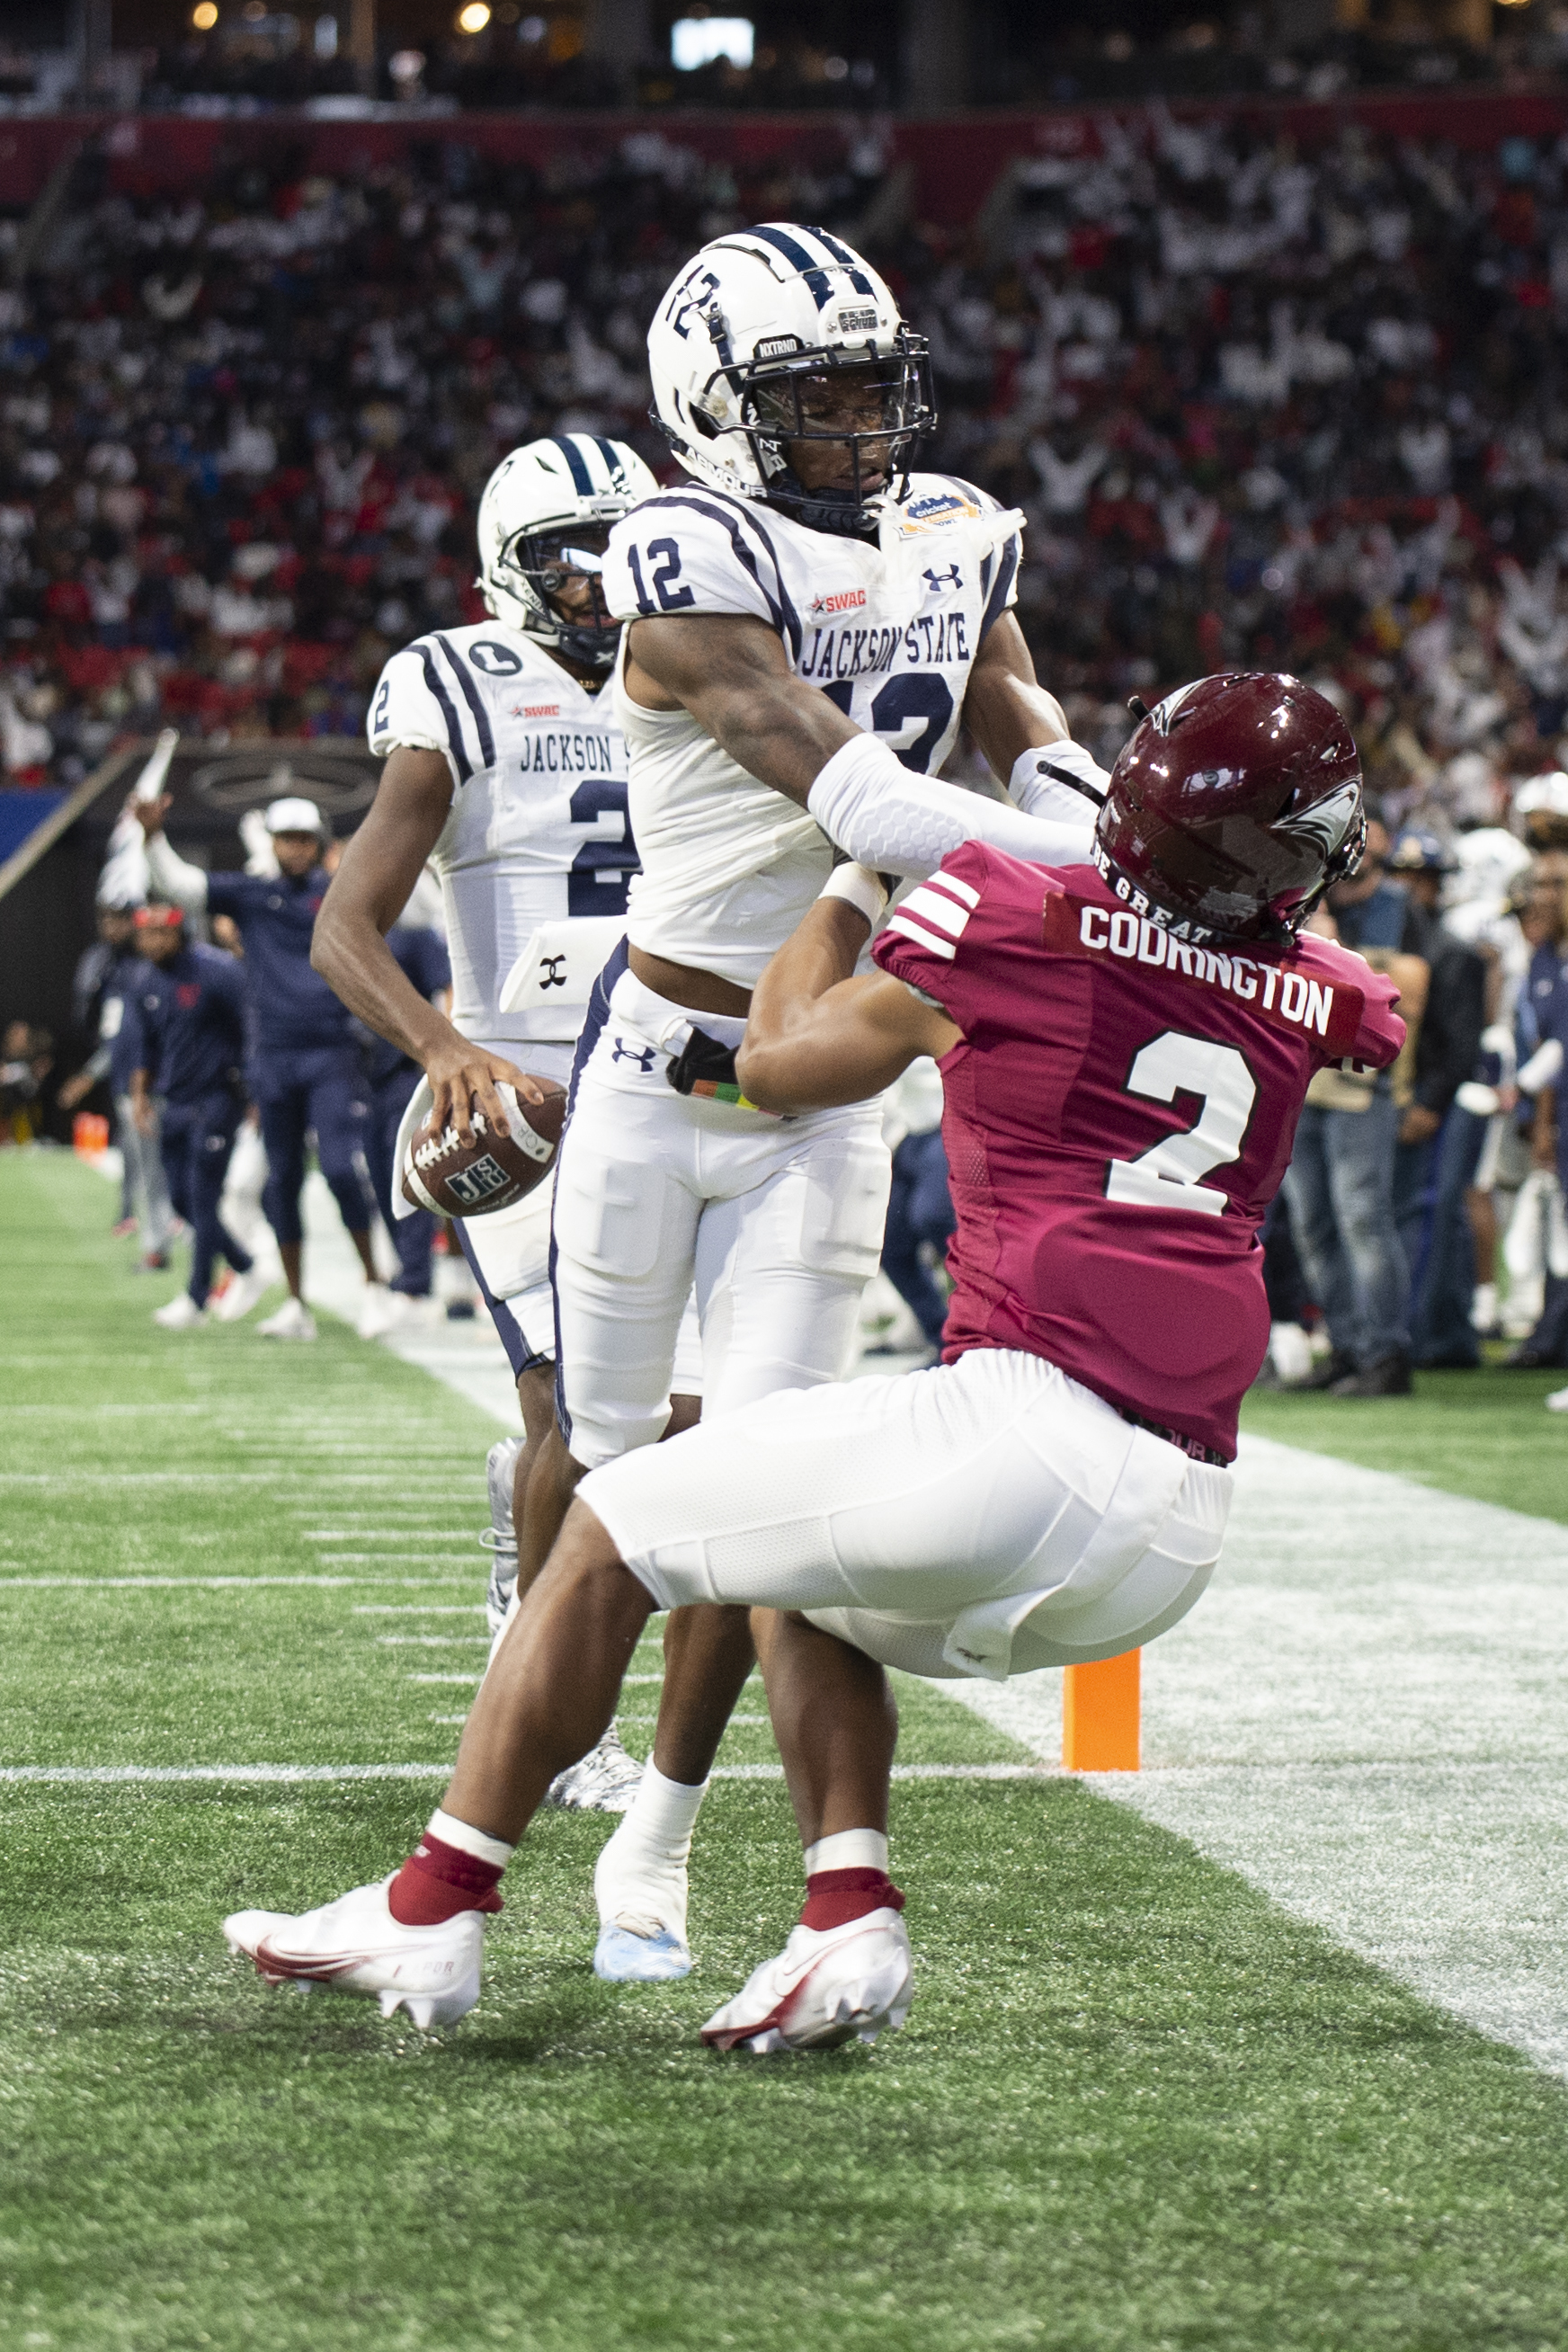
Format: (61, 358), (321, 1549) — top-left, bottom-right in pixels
(499, 522), (619, 642)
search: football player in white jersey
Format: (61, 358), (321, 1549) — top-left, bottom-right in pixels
(521, 224), (1109, 1979)
(313, 432), (718, 1810)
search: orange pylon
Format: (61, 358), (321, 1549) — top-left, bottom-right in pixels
(1062, 1649), (1140, 1771)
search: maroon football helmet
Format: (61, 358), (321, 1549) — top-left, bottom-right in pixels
(1096, 673), (1365, 946)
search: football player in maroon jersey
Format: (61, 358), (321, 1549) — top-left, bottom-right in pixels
(223, 673), (1406, 2054)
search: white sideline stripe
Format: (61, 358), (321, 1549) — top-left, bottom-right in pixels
(0, 1760), (1051, 1786)
(409, 1672), (482, 1684)
(302, 1531), (477, 1542)
(352, 1606), (487, 1617)
(320, 1555), (480, 1565)
(954, 1434), (1568, 2084)
(376, 1635), (491, 1648)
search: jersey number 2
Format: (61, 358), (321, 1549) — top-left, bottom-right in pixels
(1105, 1030), (1256, 1218)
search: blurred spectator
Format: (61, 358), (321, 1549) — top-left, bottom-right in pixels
(1282, 830), (1428, 1397)
(1385, 828), (1489, 1366)
(878, 1056), (955, 1357)
(0, 1019), (53, 1143)
(57, 891), (174, 1254)
(1508, 856), (1568, 1365)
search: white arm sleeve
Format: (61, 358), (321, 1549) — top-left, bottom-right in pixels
(807, 734), (1096, 881)
(1008, 739), (1112, 826)
(144, 831), (209, 911)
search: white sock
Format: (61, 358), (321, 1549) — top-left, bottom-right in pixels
(804, 1828), (888, 1875)
(426, 1807), (513, 1867)
(618, 1760), (708, 1861)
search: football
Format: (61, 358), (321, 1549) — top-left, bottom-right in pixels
(399, 1079), (566, 1218)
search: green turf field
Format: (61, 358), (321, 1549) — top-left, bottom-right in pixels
(1243, 1368), (1568, 1527)
(7, 1153), (1568, 2352)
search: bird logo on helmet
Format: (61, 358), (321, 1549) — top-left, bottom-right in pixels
(477, 433), (661, 673)
(1094, 673), (1366, 948)
(646, 223), (937, 536)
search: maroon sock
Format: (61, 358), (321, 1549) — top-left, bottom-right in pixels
(388, 1831), (505, 1926)
(800, 1866), (905, 1933)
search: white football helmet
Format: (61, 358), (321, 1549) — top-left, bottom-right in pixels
(647, 223), (935, 535)
(477, 433), (660, 673)
(1515, 769), (1568, 843)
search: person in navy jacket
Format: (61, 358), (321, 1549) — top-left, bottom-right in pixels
(356, 916), (452, 1328)
(129, 789), (378, 1341)
(124, 904), (258, 1330)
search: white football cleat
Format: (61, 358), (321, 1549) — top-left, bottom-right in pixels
(222, 1875), (484, 2030)
(592, 1813), (692, 1982)
(543, 1724), (645, 1813)
(1547, 1385), (1568, 1414)
(356, 1281), (398, 1340)
(482, 1434), (523, 1639)
(258, 1297), (317, 1341)
(700, 1911), (913, 2054)
(153, 1292), (206, 1330)
(211, 1264), (272, 1323)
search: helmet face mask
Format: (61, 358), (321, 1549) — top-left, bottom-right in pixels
(477, 436), (660, 674)
(714, 340), (934, 532)
(492, 521), (619, 672)
(649, 226), (938, 535)
(1094, 672), (1366, 949)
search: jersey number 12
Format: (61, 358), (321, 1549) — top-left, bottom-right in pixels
(1105, 1030), (1256, 1217)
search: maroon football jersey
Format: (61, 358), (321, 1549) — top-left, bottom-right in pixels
(873, 844), (1405, 1460)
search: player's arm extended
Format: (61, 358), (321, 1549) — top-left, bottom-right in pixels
(626, 614), (1094, 878)
(960, 612), (1109, 827)
(312, 747), (544, 1144)
(736, 892), (960, 1116)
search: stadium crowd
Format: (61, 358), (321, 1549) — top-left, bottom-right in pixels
(9, 105), (1568, 821)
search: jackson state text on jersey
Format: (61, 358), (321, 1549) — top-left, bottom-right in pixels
(874, 844), (1406, 1460)
(601, 473), (1021, 780)
(368, 623), (634, 1043)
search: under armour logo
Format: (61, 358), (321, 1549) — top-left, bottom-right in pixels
(611, 1037), (656, 1072)
(923, 564), (962, 592)
(539, 955), (567, 991)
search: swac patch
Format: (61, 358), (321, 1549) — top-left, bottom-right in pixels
(1041, 889), (1366, 1056)
(809, 587), (868, 618)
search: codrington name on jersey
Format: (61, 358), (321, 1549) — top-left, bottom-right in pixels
(798, 609), (970, 684)
(1042, 889), (1366, 1055)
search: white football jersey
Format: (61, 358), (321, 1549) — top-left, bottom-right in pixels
(369, 621), (633, 1052)
(601, 473), (1022, 988)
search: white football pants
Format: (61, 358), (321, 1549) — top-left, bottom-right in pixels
(552, 964), (891, 1468)
(580, 1348), (1233, 1680)
(457, 1029), (702, 1382)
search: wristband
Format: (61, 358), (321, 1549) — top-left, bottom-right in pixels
(1010, 740), (1109, 813)
(819, 861), (889, 928)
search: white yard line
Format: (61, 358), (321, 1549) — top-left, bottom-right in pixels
(955, 1433), (1568, 2080)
